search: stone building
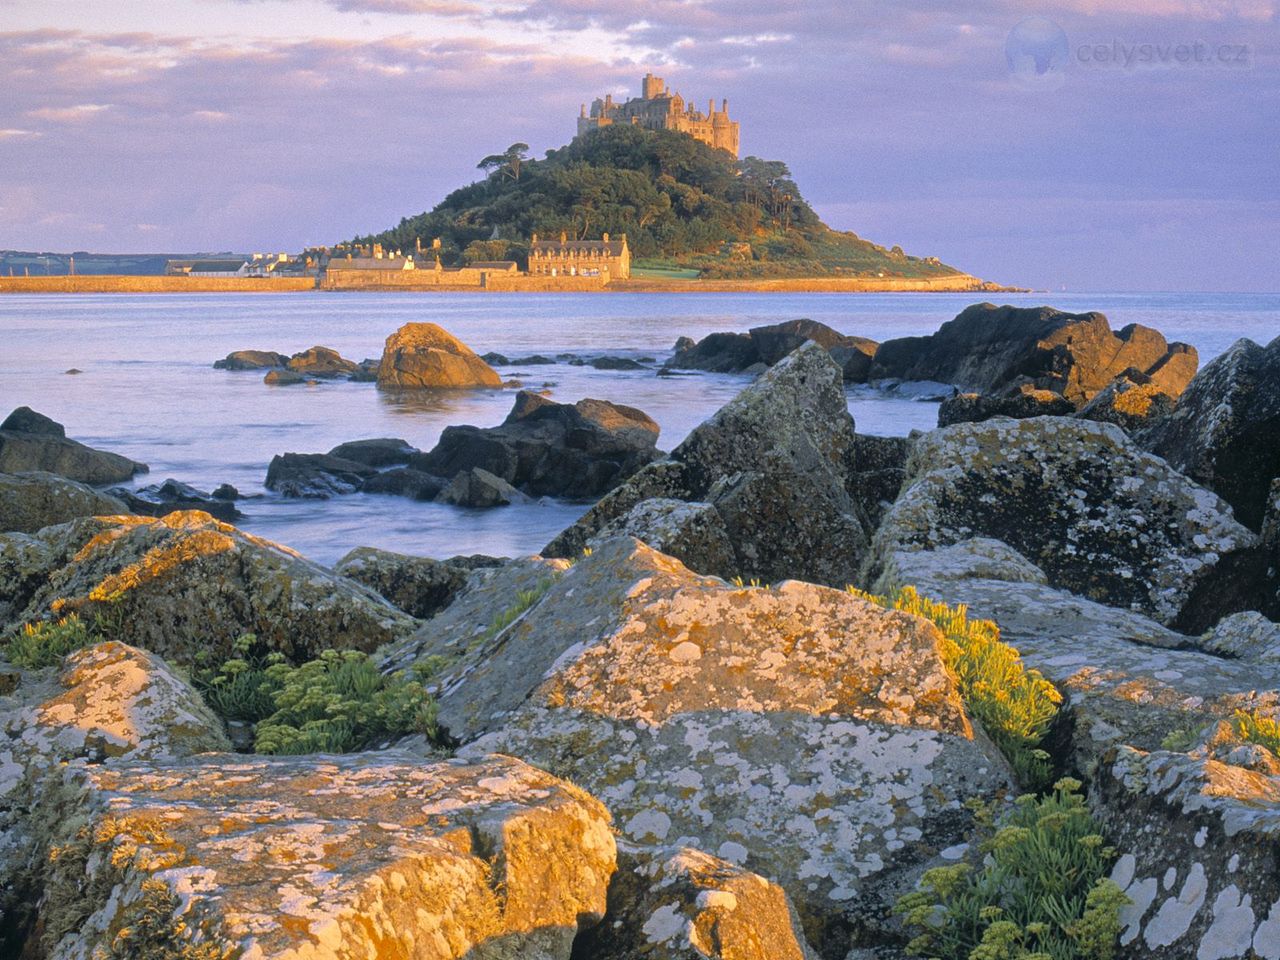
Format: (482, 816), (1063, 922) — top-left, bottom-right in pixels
(528, 233), (630, 279)
(577, 73), (740, 158)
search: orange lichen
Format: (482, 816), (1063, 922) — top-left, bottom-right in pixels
(88, 530), (237, 603)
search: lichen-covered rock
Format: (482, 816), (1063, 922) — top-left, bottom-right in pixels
(845, 433), (912, 530)
(1139, 334), (1280, 532)
(32, 753), (615, 960)
(0, 641), (228, 953)
(447, 538), (1011, 956)
(0, 510), (415, 665)
(936, 382), (1076, 426)
(0, 407), (147, 484)
(869, 417), (1257, 627)
(377, 322), (503, 389)
(334, 547), (502, 620)
(1076, 369), (1179, 431)
(590, 498), (736, 579)
(546, 344), (870, 587)
(1095, 746), (1280, 960)
(0, 471), (127, 533)
(576, 844), (818, 960)
(1200, 611), (1280, 664)
(870, 303), (1197, 405)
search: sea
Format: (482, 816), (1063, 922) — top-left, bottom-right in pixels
(1, 291), (1276, 565)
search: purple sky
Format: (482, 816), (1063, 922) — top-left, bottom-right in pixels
(1, 0), (1275, 290)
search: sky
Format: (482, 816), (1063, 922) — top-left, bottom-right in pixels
(0, 0), (1276, 291)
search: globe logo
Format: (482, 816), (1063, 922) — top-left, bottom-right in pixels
(1005, 17), (1070, 89)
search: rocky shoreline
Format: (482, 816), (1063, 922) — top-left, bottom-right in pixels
(2, 304), (1279, 960)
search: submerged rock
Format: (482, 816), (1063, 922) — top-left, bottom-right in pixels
(212, 349), (289, 370)
(0, 510), (415, 665)
(0, 471), (127, 534)
(32, 753), (615, 960)
(0, 407), (147, 485)
(869, 416), (1257, 627)
(334, 547), (502, 620)
(377, 322), (503, 389)
(447, 538), (1011, 956)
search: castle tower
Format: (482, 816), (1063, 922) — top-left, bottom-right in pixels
(642, 73), (664, 99)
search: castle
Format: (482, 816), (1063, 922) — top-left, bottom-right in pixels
(577, 74), (740, 158)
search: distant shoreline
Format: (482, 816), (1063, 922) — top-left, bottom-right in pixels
(0, 273), (1024, 295)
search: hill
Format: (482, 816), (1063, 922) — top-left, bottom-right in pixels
(356, 126), (970, 282)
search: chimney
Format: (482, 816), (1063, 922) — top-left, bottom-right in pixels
(531, 233), (538, 244)
(709, 99), (714, 117)
(560, 231), (567, 244)
(602, 232), (609, 243)
(722, 99), (729, 114)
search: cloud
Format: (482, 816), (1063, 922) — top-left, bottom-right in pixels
(0, 128), (42, 138)
(323, 0), (486, 13)
(26, 103), (111, 122)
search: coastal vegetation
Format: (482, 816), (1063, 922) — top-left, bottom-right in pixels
(356, 125), (961, 280)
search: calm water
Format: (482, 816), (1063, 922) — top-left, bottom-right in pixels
(1, 291), (1277, 565)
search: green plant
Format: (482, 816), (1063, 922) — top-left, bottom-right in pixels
(896, 779), (1127, 960)
(105, 880), (237, 960)
(848, 585), (1062, 788)
(1233, 709), (1280, 756)
(471, 580), (553, 650)
(1159, 726), (1201, 752)
(3, 615), (95, 668)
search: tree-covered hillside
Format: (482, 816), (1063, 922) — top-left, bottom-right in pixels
(356, 126), (964, 280)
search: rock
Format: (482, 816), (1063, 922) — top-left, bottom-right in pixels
(1076, 368), (1179, 431)
(411, 391), (660, 500)
(334, 547), (503, 620)
(265, 451), (377, 498)
(0, 472), (127, 534)
(936, 382), (1075, 426)
(868, 416), (1257, 627)
(437, 466), (528, 507)
(449, 538), (1011, 956)
(263, 368), (306, 385)
(1138, 335), (1280, 531)
(0, 406), (64, 437)
(829, 339), (879, 383)
(29, 753), (615, 960)
(212, 349), (288, 370)
(107, 477), (243, 522)
(0, 408), (147, 485)
(1200, 611), (1280, 664)
(576, 845), (818, 960)
(668, 320), (877, 382)
(1094, 747), (1280, 960)
(0, 641), (229, 951)
(352, 357), (381, 381)
(845, 434), (911, 530)
(514, 354), (557, 365)
(589, 356), (646, 370)
(377, 322), (503, 389)
(589, 498), (736, 578)
(543, 460), (690, 560)
(871, 303), (1198, 405)
(749, 318), (876, 369)
(286, 344), (359, 378)
(482, 351), (510, 365)
(0, 510), (415, 666)
(327, 436), (419, 467)
(211, 483), (239, 500)
(667, 331), (759, 373)
(360, 466), (447, 500)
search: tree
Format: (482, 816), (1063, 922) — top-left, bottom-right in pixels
(477, 142), (531, 182)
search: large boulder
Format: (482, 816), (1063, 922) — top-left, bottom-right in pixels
(666, 319), (877, 382)
(1139, 335), (1280, 532)
(667, 331), (761, 373)
(377, 322), (503, 389)
(212, 349), (288, 370)
(1076, 368), (1180, 430)
(870, 303), (1197, 405)
(447, 538), (1012, 956)
(589, 498), (737, 579)
(264, 451), (377, 498)
(868, 417), (1257, 628)
(0, 407), (147, 484)
(334, 547), (502, 620)
(287, 344), (360, 378)
(412, 390), (660, 499)
(28, 753), (614, 960)
(0, 641), (229, 952)
(0, 510), (415, 665)
(547, 343), (871, 587)
(0, 472), (127, 533)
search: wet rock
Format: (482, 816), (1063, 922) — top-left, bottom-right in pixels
(437, 466), (528, 507)
(0, 407), (147, 485)
(1138, 335), (1280, 532)
(412, 390), (660, 500)
(351, 357), (380, 381)
(212, 349), (289, 370)
(667, 320), (876, 382)
(1094, 746), (1280, 960)
(937, 381), (1075, 426)
(107, 477), (243, 522)
(334, 547), (503, 620)
(868, 416), (1257, 626)
(750, 318), (876, 370)
(360, 466), (447, 500)
(377, 321), (503, 389)
(448, 538), (1011, 955)
(871, 303), (1197, 405)
(667, 331), (759, 373)
(327, 436), (419, 467)
(211, 483), (240, 500)
(1076, 368), (1179, 431)
(589, 498), (736, 579)
(32, 753), (615, 960)
(0, 472), (127, 534)
(1200, 610), (1280, 664)
(482, 351), (510, 365)
(0, 510), (415, 666)
(263, 368), (307, 385)
(286, 344), (359, 378)
(265, 451), (377, 498)
(576, 845), (818, 960)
